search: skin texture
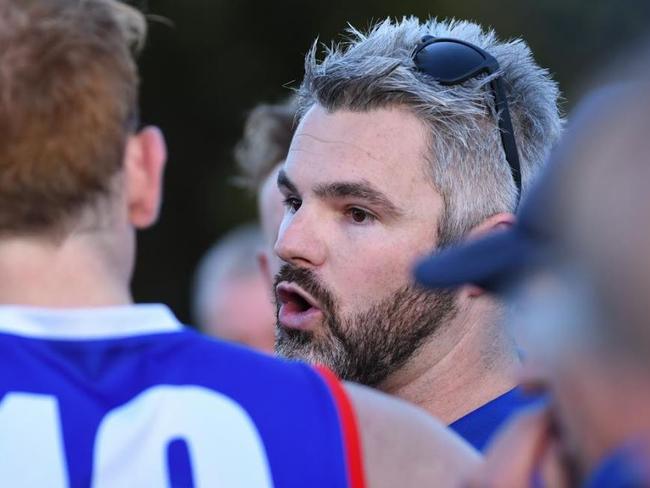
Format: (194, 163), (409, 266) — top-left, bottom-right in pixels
(274, 104), (519, 423)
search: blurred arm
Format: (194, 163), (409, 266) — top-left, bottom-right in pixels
(344, 381), (481, 488)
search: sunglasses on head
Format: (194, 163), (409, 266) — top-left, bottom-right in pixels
(412, 35), (522, 204)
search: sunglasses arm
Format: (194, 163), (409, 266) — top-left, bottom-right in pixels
(491, 78), (522, 203)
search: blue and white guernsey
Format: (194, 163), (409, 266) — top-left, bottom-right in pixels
(0, 305), (365, 488)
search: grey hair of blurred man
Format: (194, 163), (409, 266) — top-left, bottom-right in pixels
(297, 17), (563, 246)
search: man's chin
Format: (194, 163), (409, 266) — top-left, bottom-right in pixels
(275, 333), (343, 372)
(276, 339), (324, 363)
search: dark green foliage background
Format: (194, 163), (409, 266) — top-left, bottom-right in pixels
(130, 0), (650, 323)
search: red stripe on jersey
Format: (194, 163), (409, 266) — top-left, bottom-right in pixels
(315, 366), (366, 488)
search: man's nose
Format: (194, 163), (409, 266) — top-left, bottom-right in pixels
(274, 207), (327, 268)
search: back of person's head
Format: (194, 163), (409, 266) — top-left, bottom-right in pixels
(192, 224), (275, 352)
(234, 97), (298, 280)
(235, 96), (298, 194)
(297, 17), (563, 245)
(0, 0), (146, 237)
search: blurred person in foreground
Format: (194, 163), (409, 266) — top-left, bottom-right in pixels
(235, 97), (298, 287)
(0, 0), (480, 486)
(273, 17), (562, 449)
(416, 61), (650, 486)
(192, 224), (275, 351)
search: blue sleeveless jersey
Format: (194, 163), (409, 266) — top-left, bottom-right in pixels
(0, 305), (363, 488)
(450, 388), (537, 451)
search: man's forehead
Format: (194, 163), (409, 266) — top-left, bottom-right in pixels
(289, 132), (385, 165)
(285, 104), (430, 182)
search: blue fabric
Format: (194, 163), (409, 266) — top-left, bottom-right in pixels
(0, 328), (350, 487)
(583, 442), (650, 488)
(450, 387), (536, 451)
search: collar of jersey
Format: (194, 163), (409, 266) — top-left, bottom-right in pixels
(0, 304), (183, 340)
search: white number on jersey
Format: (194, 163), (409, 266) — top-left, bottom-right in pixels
(0, 386), (274, 487)
(0, 393), (68, 487)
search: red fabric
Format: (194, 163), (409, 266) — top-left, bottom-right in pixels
(315, 366), (366, 488)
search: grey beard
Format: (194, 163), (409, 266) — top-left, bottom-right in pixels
(274, 264), (457, 386)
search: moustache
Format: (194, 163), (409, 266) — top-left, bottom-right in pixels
(273, 263), (336, 316)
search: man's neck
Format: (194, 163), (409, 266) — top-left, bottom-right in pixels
(0, 234), (132, 307)
(377, 300), (520, 424)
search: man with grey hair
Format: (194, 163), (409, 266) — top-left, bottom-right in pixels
(192, 224), (275, 352)
(273, 17), (562, 449)
(0, 1), (480, 485)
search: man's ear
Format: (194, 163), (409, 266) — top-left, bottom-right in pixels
(462, 212), (516, 298)
(466, 212), (516, 240)
(124, 126), (167, 229)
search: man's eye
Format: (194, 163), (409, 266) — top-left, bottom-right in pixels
(347, 207), (376, 224)
(283, 197), (301, 213)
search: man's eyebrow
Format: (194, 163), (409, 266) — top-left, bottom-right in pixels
(277, 169), (298, 194)
(314, 181), (404, 218)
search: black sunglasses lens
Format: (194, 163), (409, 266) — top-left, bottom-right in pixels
(415, 41), (486, 83)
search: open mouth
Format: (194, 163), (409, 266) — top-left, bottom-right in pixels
(275, 282), (323, 330)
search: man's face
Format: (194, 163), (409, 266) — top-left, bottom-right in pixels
(273, 105), (457, 386)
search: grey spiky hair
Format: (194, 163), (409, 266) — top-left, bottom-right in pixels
(297, 17), (563, 243)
